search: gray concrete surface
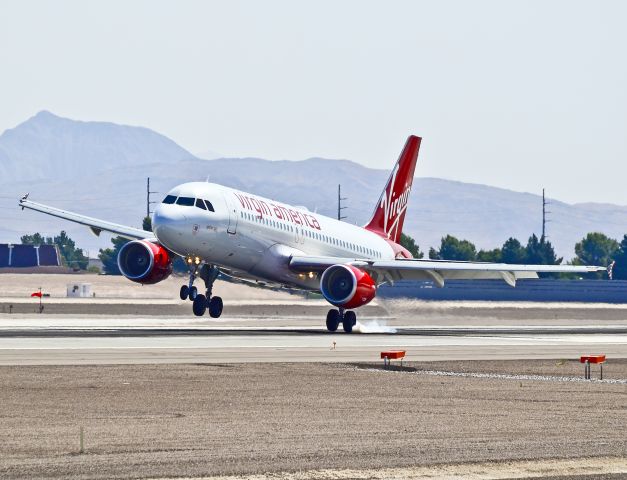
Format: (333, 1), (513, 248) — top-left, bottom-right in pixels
(0, 310), (626, 365)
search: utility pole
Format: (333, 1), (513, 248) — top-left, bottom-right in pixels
(146, 177), (158, 217)
(542, 188), (550, 239)
(337, 184), (347, 221)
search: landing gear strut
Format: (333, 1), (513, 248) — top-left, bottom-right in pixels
(182, 263), (224, 318)
(197, 264), (223, 318)
(326, 308), (357, 333)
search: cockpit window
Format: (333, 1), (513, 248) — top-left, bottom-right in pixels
(162, 195), (177, 204)
(195, 198), (206, 210)
(176, 196), (195, 206)
(204, 200), (215, 212)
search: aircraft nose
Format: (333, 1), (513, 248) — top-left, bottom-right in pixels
(152, 204), (186, 248)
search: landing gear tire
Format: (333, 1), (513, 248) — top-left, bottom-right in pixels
(208, 296), (223, 318)
(192, 294), (207, 316)
(326, 309), (340, 332)
(180, 285), (189, 300)
(188, 286), (198, 301)
(343, 311), (357, 333)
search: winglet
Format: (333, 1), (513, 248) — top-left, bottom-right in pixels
(19, 193), (29, 210)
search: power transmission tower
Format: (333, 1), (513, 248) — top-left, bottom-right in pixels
(146, 177), (158, 217)
(337, 184), (347, 221)
(542, 188), (550, 239)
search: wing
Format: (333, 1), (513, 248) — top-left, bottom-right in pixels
(19, 196), (150, 241)
(289, 256), (607, 287)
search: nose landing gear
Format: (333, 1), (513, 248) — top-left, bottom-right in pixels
(180, 266), (199, 301)
(326, 308), (357, 333)
(180, 285), (198, 300)
(181, 262), (224, 318)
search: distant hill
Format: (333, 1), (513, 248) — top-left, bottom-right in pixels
(0, 111), (196, 182)
(1, 111), (626, 260)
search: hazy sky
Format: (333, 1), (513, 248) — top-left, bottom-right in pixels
(1, 0), (626, 205)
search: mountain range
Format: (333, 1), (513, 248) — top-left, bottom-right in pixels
(1, 111), (626, 260)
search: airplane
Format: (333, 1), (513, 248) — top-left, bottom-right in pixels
(19, 136), (607, 332)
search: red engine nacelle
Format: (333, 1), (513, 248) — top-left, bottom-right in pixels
(117, 240), (173, 284)
(320, 264), (376, 309)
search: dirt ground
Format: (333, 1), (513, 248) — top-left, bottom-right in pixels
(0, 273), (297, 300)
(0, 361), (625, 479)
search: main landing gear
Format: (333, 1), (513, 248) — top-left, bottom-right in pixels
(326, 308), (357, 333)
(181, 264), (223, 318)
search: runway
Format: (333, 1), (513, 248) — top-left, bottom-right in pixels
(1, 297), (626, 478)
(1, 315), (626, 365)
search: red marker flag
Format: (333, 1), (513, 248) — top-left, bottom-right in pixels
(31, 292), (42, 298)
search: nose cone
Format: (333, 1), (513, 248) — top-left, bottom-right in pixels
(152, 204), (187, 252)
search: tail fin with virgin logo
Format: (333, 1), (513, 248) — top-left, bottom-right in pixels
(364, 135), (421, 244)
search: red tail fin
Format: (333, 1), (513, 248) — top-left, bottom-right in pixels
(364, 135), (421, 244)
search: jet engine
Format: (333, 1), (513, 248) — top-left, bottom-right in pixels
(320, 264), (376, 309)
(117, 240), (173, 284)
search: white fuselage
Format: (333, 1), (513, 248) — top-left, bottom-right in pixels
(152, 182), (395, 290)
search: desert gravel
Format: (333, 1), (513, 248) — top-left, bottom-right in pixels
(0, 361), (625, 479)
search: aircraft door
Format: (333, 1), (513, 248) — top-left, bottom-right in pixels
(223, 193), (238, 235)
(295, 226), (305, 245)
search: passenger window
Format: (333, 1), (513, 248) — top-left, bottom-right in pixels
(196, 198), (207, 210)
(176, 197), (195, 206)
(204, 200), (215, 212)
(162, 195), (177, 204)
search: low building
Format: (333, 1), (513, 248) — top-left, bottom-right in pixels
(0, 243), (63, 271)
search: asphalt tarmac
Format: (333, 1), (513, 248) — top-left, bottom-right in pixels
(1, 314), (626, 365)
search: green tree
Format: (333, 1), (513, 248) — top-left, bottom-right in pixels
(21, 230), (88, 269)
(477, 248), (502, 262)
(429, 235), (477, 261)
(143, 216), (152, 232)
(611, 235), (627, 280)
(20, 233), (48, 245)
(501, 238), (527, 264)
(525, 235), (562, 278)
(400, 233), (424, 259)
(98, 236), (130, 275)
(574, 232), (618, 268)
(54, 231), (88, 269)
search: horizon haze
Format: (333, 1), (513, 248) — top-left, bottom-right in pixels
(1, 1), (626, 205)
